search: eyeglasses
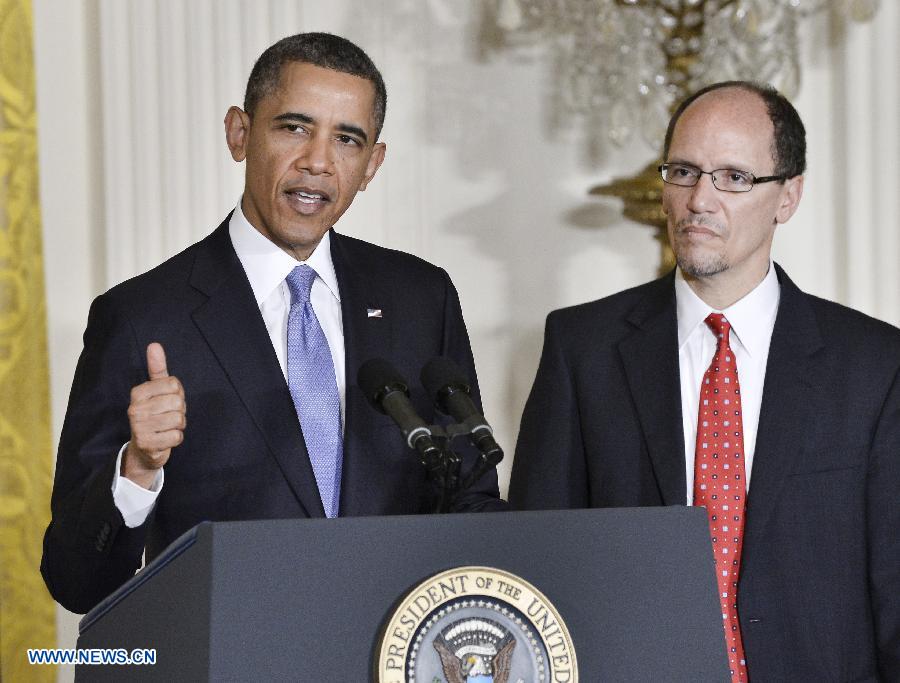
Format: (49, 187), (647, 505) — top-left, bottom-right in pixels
(658, 163), (785, 193)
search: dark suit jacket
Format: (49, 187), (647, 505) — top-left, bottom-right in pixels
(42, 217), (502, 614)
(509, 264), (900, 682)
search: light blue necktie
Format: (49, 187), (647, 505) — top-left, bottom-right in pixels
(285, 265), (342, 518)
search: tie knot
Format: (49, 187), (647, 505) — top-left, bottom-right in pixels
(285, 265), (317, 305)
(705, 313), (731, 345)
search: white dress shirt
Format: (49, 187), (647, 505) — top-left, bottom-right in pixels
(113, 200), (345, 527)
(676, 263), (780, 504)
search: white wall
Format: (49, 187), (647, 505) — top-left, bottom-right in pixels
(33, 2), (103, 676)
(32, 2), (898, 676)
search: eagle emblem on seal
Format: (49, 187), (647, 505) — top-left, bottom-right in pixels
(432, 617), (516, 683)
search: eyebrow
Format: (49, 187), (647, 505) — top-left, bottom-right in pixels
(667, 157), (750, 171)
(666, 158), (702, 168)
(272, 112), (369, 144)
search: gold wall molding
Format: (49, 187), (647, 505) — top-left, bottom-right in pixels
(0, 0), (56, 679)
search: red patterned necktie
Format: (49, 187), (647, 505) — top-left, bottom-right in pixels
(693, 313), (748, 682)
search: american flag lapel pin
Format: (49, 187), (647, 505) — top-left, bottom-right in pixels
(367, 307), (383, 318)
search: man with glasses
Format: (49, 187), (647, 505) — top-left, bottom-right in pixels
(509, 81), (899, 681)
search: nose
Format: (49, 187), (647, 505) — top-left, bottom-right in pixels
(296, 132), (334, 175)
(686, 172), (718, 213)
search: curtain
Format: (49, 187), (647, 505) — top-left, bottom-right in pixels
(0, 0), (56, 679)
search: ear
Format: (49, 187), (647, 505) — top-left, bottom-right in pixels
(775, 174), (803, 224)
(359, 142), (387, 191)
(224, 106), (251, 162)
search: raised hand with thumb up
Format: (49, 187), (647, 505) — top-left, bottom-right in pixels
(122, 342), (187, 488)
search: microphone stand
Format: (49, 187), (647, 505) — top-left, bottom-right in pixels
(424, 420), (496, 513)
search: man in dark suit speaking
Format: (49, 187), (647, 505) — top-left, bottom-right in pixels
(42, 32), (502, 615)
(509, 82), (899, 681)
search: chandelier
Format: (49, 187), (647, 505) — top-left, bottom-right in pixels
(487, 0), (880, 268)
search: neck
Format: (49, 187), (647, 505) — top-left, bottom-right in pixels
(683, 263), (770, 310)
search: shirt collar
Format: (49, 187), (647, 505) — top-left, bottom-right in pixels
(675, 262), (780, 357)
(228, 199), (341, 305)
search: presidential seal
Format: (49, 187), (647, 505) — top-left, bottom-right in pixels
(376, 566), (577, 683)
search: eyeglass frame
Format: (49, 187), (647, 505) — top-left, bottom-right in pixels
(658, 162), (786, 193)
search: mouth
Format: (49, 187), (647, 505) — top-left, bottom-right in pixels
(676, 219), (722, 240)
(284, 187), (331, 215)
(680, 225), (718, 237)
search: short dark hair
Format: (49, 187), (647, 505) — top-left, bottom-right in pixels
(663, 81), (806, 179)
(243, 32), (387, 140)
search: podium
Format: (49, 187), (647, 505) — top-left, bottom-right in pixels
(77, 508), (729, 681)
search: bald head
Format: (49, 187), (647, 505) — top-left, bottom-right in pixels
(663, 81), (806, 179)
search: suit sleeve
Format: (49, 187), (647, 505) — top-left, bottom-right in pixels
(41, 293), (151, 614)
(508, 310), (589, 510)
(437, 270), (507, 512)
(870, 365), (900, 678)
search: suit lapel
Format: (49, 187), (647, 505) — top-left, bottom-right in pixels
(742, 265), (825, 550)
(329, 232), (394, 516)
(188, 221), (325, 518)
(618, 274), (687, 506)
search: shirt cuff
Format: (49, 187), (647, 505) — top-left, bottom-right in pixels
(111, 442), (164, 528)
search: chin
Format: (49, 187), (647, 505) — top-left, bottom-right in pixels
(676, 251), (729, 278)
(281, 220), (329, 241)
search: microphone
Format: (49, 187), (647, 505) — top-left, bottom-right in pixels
(420, 357), (504, 479)
(357, 358), (443, 474)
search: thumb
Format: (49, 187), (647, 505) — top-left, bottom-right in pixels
(146, 342), (169, 380)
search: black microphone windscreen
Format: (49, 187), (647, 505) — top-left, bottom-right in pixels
(420, 356), (470, 400)
(357, 358), (408, 411)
